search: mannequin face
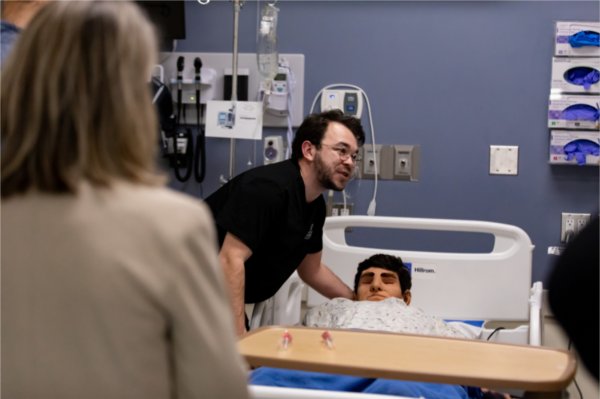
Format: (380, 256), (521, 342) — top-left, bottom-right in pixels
(356, 267), (411, 304)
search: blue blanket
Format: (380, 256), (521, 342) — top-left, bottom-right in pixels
(250, 367), (484, 399)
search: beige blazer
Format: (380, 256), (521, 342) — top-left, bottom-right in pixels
(1, 182), (249, 399)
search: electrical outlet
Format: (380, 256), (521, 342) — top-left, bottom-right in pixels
(561, 212), (591, 243)
(330, 202), (353, 217)
(576, 216), (590, 231)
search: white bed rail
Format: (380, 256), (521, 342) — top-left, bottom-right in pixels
(251, 215), (540, 344)
(310, 216), (535, 323)
(528, 281), (543, 346)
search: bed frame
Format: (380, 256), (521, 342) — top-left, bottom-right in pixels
(244, 216), (573, 399)
(251, 215), (542, 345)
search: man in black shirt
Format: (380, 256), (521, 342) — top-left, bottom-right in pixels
(206, 109), (365, 335)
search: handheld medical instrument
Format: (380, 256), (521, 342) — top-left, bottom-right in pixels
(151, 75), (177, 160)
(193, 57), (206, 183)
(176, 56), (184, 122)
(173, 56), (193, 182)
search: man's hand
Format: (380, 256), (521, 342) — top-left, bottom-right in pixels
(297, 252), (354, 300)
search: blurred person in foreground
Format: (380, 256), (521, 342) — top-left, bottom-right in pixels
(549, 215), (599, 381)
(1, 2), (249, 398)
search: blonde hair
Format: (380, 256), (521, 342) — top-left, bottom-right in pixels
(1, 0), (165, 197)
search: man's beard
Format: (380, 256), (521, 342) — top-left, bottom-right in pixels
(314, 152), (346, 191)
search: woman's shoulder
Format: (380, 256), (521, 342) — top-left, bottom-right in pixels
(81, 182), (215, 234)
(109, 182), (208, 212)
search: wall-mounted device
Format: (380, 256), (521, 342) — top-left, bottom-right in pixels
(160, 52), (305, 127)
(263, 135), (285, 164)
(168, 56), (195, 182)
(157, 56), (208, 183)
(361, 144), (382, 179)
(359, 144), (420, 181)
(321, 89), (363, 118)
(392, 145), (420, 181)
(263, 68), (289, 116)
(169, 68), (216, 107)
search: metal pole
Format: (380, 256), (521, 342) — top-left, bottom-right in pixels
(228, 0), (241, 180)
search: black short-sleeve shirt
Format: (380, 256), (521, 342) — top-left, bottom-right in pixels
(205, 160), (326, 303)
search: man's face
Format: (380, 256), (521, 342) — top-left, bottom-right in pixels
(356, 267), (404, 302)
(314, 122), (359, 191)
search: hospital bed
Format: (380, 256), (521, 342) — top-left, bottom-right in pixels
(242, 216), (576, 399)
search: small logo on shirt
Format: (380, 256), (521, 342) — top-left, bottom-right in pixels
(304, 224), (314, 240)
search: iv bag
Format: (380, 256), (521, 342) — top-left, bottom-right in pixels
(257, 3), (279, 80)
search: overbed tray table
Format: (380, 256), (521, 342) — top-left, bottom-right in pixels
(239, 326), (576, 397)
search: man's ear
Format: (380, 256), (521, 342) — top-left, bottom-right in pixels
(301, 140), (316, 161)
(402, 290), (412, 305)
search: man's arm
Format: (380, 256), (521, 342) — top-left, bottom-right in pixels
(218, 232), (252, 336)
(296, 251), (354, 300)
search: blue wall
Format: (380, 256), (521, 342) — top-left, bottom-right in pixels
(168, 0), (599, 284)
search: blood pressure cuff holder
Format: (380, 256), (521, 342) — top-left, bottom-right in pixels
(563, 139), (600, 165)
(562, 104), (600, 122)
(564, 67), (600, 90)
(568, 30), (600, 48)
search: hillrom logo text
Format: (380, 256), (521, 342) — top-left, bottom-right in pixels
(412, 265), (437, 279)
(413, 266), (436, 274)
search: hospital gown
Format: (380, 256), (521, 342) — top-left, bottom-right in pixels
(304, 297), (476, 339)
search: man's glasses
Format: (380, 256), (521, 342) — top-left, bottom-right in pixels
(320, 143), (361, 163)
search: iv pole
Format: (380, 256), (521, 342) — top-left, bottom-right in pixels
(228, 0), (242, 181)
